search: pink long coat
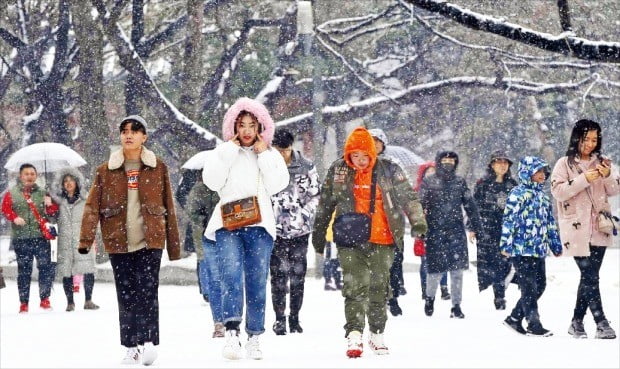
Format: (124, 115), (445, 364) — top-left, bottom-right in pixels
(550, 155), (620, 256)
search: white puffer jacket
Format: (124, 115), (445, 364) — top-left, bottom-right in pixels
(202, 141), (289, 240)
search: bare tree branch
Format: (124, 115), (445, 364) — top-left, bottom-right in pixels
(0, 28), (26, 48)
(276, 74), (601, 127)
(401, 0), (620, 62)
(199, 17), (284, 115)
(557, 0), (572, 32)
(316, 34), (400, 104)
(93, 0), (220, 148)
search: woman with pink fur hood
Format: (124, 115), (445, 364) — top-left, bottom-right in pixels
(202, 97), (289, 360)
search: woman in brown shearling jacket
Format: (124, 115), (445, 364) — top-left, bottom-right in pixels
(79, 115), (180, 365)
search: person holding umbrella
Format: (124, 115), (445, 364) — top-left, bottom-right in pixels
(1, 163), (59, 313)
(79, 115), (181, 366)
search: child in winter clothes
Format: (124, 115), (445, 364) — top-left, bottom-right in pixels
(312, 127), (427, 358)
(500, 156), (562, 337)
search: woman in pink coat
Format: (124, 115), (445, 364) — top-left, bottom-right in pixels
(550, 119), (619, 340)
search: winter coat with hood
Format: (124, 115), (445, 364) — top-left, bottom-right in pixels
(271, 150), (321, 239)
(550, 154), (620, 256)
(52, 167), (96, 277)
(202, 97), (289, 241)
(79, 116), (181, 260)
(472, 152), (517, 291)
(312, 127), (427, 254)
(419, 151), (482, 274)
(499, 156), (562, 258)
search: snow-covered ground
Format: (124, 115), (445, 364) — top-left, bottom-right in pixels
(1, 239), (619, 368)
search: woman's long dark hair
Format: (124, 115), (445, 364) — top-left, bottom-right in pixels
(60, 174), (81, 204)
(566, 119), (602, 168)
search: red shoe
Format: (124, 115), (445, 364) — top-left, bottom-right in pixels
(40, 298), (52, 310)
(73, 285), (80, 293)
(19, 303), (29, 313)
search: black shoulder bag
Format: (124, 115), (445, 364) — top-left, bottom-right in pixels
(332, 168), (377, 247)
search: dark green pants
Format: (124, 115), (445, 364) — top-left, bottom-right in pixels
(338, 243), (395, 337)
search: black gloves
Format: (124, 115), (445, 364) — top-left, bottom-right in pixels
(78, 247), (89, 255)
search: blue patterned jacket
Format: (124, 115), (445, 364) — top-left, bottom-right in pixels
(499, 156), (562, 258)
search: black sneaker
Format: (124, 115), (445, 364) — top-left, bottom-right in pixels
(424, 297), (434, 317)
(440, 286), (451, 300)
(494, 298), (506, 310)
(289, 315), (303, 333)
(450, 304), (465, 319)
(273, 317), (286, 335)
(388, 298), (402, 316)
(526, 323), (553, 337)
(503, 316), (526, 335)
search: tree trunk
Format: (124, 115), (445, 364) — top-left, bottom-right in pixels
(125, 0), (145, 114)
(71, 0), (108, 173)
(179, 0), (204, 123)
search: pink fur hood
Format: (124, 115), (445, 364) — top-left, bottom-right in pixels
(222, 97), (275, 145)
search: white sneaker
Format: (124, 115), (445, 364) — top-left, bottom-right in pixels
(222, 330), (243, 360)
(141, 342), (158, 366)
(368, 332), (390, 355)
(121, 346), (141, 365)
(246, 335), (263, 360)
(346, 330), (363, 358)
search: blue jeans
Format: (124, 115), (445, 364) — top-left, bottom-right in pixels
(200, 237), (223, 323)
(215, 227), (273, 335)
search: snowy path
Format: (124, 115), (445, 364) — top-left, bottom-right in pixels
(1, 248), (618, 368)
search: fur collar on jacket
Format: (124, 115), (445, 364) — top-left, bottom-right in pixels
(108, 147), (157, 170)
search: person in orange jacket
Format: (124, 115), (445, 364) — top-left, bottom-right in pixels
(312, 127), (427, 358)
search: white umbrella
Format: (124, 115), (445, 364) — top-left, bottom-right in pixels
(384, 145), (425, 174)
(4, 142), (87, 173)
(181, 150), (210, 170)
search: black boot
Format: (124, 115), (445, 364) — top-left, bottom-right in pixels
(494, 297), (506, 310)
(424, 297), (435, 316)
(272, 316), (287, 335)
(440, 286), (451, 300)
(450, 304), (465, 319)
(289, 315), (303, 333)
(388, 298), (403, 316)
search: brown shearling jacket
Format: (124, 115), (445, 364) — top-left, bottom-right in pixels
(79, 147), (181, 260)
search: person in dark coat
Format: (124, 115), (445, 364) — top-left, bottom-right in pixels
(419, 151), (482, 319)
(471, 150), (517, 311)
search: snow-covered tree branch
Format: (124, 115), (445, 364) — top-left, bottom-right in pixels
(401, 0), (620, 63)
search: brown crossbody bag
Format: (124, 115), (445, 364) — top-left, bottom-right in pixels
(220, 175), (262, 231)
